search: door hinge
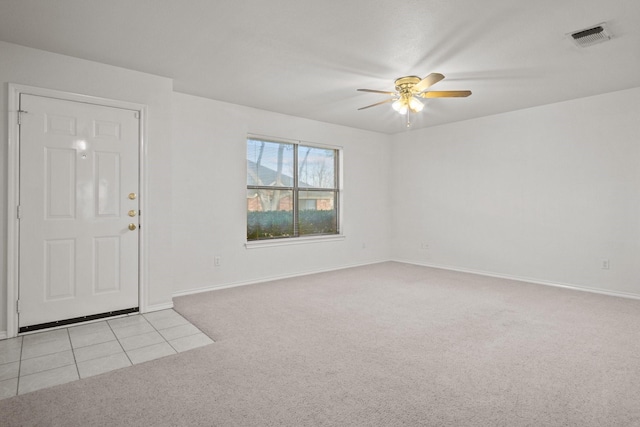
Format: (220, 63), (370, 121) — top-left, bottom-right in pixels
(17, 109), (27, 125)
(16, 299), (20, 313)
(17, 205), (22, 219)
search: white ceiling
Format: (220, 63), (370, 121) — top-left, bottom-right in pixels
(1, 0), (639, 134)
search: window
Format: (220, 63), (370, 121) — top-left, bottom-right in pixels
(246, 137), (339, 241)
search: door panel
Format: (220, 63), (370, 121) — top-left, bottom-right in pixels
(94, 236), (121, 293)
(19, 94), (140, 329)
(44, 239), (76, 300)
(45, 148), (76, 218)
(95, 151), (121, 217)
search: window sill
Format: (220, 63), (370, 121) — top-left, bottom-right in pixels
(245, 234), (345, 249)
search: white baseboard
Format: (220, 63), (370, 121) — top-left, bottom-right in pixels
(0, 331), (7, 341)
(393, 258), (640, 301)
(173, 259), (389, 298)
(172, 257), (640, 302)
(143, 302), (174, 313)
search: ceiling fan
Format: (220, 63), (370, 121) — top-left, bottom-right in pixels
(357, 73), (471, 126)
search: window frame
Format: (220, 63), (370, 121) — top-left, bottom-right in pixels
(245, 135), (343, 247)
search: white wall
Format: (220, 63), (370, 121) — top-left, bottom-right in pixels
(2, 40), (638, 335)
(391, 87), (640, 296)
(171, 92), (391, 294)
(0, 41), (175, 335)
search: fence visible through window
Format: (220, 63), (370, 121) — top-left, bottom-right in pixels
(246, 137), (339, 241)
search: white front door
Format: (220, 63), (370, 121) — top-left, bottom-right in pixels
(18, 94), (140, 330)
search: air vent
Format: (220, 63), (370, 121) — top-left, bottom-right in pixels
(569, 23), (612, 48)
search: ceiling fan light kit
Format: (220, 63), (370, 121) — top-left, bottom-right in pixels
(357, 72), (471, 127)
(391, 76), (425, 115)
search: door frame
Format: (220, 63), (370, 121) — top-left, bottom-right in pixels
(6, 83), (149, 338)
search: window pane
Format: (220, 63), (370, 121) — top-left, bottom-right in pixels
(247, 189), (294, 240)
(298, 146), (335, 189)
(247, 139), (294, 187)
(298, 190), (337, 236)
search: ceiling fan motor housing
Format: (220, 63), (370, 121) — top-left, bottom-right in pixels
(395, 76), (422, 94)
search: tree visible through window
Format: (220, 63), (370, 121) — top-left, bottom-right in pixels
(247, 137), (339, 241)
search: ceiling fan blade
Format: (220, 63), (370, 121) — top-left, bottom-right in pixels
(419, 90), (472, 98)
(412, 73), (445, 93)
(357, 98), (396, 110)
(357, 89), (397, 95)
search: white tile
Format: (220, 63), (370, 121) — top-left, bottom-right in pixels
(73, 340), (124, 363)
(77, 353), (131, 379)
(0, 378), (18, 400)
(126, 342), (176, 365)
(169, 333), (214, 353)
(119, 331), (164, 351)
(22, 338), (71, 360)
(70, 329), (116, 349)
(22, 329), (68, 346)
(111, 321), (155, 340)
(18, 365), (79, 395)
(142, 309), (177, 322)
(19, 350), (75, 376)
(0, 315), (207, 397)
(68, 321), (110, 337)
(108, 315), (148, 329)
(146, 314), (189, 330)
(0, 336), (22, 352)
(0, 338), (22, 364)
(0, 362), (20, 381)
(158, 323), (201, 341)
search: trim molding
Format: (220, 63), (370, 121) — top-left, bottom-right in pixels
(174, 258), (640, 301)
(172, 259), (389, 298)
(144, 302), (175, 313)
(392, 259), (640, 301)
(245, 234), (345, 249)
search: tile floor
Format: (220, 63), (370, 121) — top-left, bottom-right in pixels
(0, 309), (214, 399)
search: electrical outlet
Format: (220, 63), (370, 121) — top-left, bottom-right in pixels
(601, 259), (610, 270)
(214, 256), (221, 266)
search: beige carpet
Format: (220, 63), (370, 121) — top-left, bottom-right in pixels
(2, 262), (640, 426)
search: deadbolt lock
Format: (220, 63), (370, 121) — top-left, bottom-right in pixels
(128, 210), (137, 217)
(128, 223), (137, 231)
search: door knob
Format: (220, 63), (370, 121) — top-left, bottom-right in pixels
(128, 193), (137, 200)
(128, 210), (137, 217)
(128, 223), (137, 231)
